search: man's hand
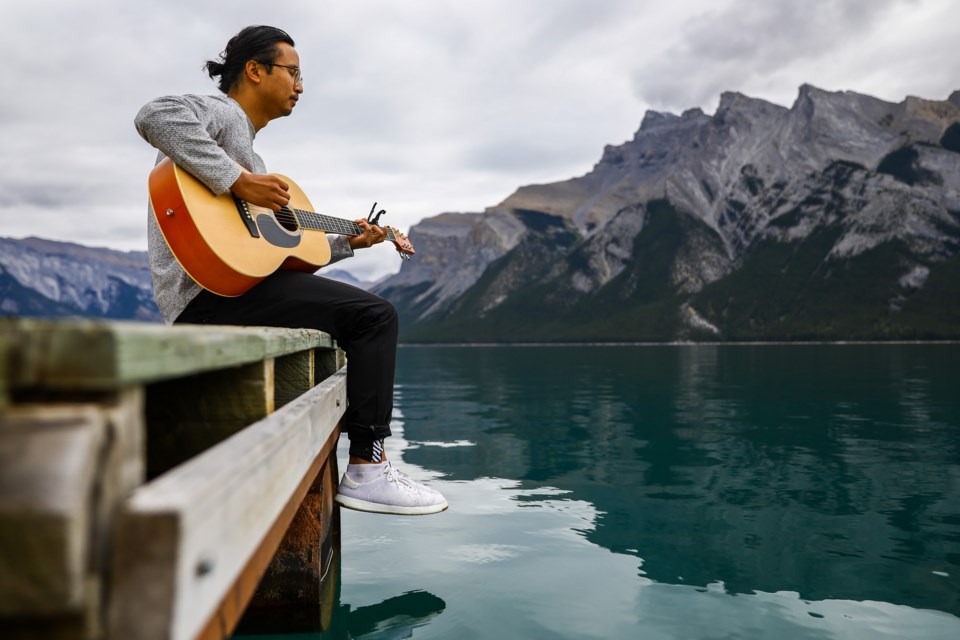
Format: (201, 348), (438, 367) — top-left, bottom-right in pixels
(349, 218), (386, 250)
(231, 172), (290, 211)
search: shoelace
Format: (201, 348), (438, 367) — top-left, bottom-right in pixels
(383, 463), (421, 493)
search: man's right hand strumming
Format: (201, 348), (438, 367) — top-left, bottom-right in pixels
(231, 172), (290, 211)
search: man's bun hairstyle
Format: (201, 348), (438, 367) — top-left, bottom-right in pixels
(204, 25), (295, 94)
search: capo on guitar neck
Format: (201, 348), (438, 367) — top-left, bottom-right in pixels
(367, 201), (411, 260)
(368, 201), (387, 227)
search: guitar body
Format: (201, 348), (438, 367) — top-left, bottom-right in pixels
(149, 158), (332, 296)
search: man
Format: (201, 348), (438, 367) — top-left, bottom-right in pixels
(136, 25), (447, 516)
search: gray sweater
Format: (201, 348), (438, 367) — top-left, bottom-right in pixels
(135, 93), (353, 323)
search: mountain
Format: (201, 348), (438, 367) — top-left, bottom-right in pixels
(319, 268), (377, 290)
(375, 85), (960, 342)
(0, 236), (376, 322)
(0, 237), (162, 321)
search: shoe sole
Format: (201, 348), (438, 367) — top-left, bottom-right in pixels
(334, 493), (449, 516)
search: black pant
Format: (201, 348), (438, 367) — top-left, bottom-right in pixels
(175, 271), (396, 443)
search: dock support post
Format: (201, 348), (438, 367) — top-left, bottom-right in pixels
(237, 452), (341, 633)
(237, 348), (344, 634)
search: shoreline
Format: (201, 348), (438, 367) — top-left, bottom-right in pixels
(399, 340), (960, 348)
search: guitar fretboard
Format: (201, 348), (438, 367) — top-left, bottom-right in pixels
(275, 207), (400, 242)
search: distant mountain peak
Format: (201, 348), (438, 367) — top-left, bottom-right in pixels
(0, 236), (161, 321)
(0, 237), (377, 322)
(639, 110), (682, 130)
(375, 84), (960, 342)
(717, 90), (783, 112)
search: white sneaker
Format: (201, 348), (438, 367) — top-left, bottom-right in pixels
(335, 462), (449, 516)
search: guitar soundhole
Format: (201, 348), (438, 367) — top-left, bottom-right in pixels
(275, 207), (300, 232)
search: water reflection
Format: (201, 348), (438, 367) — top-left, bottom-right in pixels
(397, 344), (960, 620)
(232, 345), (959, 639)
(320, 589), (446, 640)
(238, 583), (446, 640)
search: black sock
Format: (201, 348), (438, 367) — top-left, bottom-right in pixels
(349, 438), (385, 462)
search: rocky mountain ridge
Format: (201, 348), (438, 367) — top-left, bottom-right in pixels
(4, 84), (959, 339)
(0, 236), (161, 320)
(376, 85), (960, 341)
(0, 237), (373, 321)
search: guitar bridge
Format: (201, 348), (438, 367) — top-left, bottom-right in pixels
(233, 195), (260, 238)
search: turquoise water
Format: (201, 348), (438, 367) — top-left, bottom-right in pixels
(257, 344), (960, 639)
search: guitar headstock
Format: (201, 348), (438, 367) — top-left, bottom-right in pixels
(386, 227), (415, 259)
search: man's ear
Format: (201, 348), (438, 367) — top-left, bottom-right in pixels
(243, 60), (262, 85)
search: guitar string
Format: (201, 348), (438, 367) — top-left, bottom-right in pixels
(268, 207), (403, 242)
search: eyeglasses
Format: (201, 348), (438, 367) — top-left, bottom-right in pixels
(260, 61), (303, 85)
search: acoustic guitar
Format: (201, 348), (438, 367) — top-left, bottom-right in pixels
(148, 157), (414, 296)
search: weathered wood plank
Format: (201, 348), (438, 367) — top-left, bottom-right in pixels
(197, 428), (341, 640)
(0, 332), (10, 411)
(108, 368), (347, 640)
(0, 318), (335, 390)
(315, 348), (346, 382)
(90, 388), (146, 573)
(0, 389), (144, 639)
(2, 609), (94, 640)
(274, 350), (314, 409)
(0, 405), (106, 616)
(238, 454), (340, 634)
(145, 360), (275, 478)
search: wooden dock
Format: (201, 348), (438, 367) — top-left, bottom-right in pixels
(0, 318), (346, 639)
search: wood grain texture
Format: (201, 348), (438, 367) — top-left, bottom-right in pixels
(108, 369), (347, 640)
(239, 455), (340, 634)
(0, 405), (106, 615)
(0, 332), (10, 411)
(1, 318), (335, 390)
(145, 360), (275, 478)
(274, 350), (314, 409)
(197, 431), (340, 640)
(1, 320), (345, 638)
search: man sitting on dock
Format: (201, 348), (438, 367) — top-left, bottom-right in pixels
(135, 25), (447, 516)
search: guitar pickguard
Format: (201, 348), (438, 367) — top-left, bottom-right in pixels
(256, 214), (302, 249)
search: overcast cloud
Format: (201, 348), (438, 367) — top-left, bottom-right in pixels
(2, 0), (958, 280)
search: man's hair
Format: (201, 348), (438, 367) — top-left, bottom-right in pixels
(204, 25), (295, 94)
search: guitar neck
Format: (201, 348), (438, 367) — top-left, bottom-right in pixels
(289, 207), (401, 242)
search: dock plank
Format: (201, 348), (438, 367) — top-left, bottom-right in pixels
(108, 368), (347, 640)
(1, 318), (335, 390)
(145, 360), (275, 478)
(275, 350), (315, 409)
(0, 405), (106, 615)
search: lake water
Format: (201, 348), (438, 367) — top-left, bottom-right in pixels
(246, 344), (960, 639)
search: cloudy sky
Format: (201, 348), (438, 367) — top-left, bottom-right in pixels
(2, 0), (958, 280)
